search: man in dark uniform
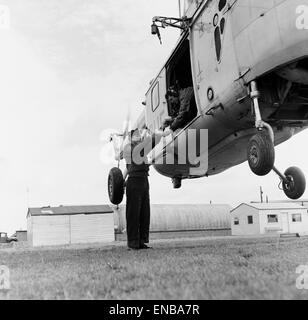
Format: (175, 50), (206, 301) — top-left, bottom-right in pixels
(123, 129), (163, 250)
(164, 86), (195, 134)
(163, 86), (180, 130)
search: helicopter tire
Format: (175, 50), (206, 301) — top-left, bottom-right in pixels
(283, 167), (306, 200)
(247, 131), (275, 176)
(108, 167), (125, 205)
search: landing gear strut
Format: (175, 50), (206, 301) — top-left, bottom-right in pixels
(247, 81), (275, 176)
(247, 81), (306, 200)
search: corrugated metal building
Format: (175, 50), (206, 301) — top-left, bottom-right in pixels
(27, 205), (115, 247)
(231, 203), (308, 236)
(114, 204), (231, 234)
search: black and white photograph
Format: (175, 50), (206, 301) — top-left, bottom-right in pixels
(1, 0), (308, 305)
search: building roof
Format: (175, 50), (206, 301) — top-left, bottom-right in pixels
(27, 205), (113, 217)
(231, 202), (307, 213)
(253, 200), (308, 205)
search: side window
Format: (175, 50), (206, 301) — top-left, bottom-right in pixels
(292, 214), (302, 222)
(248, 216), (253, 225)
(268, 215), (278, 223)
(234, 218), (239, 226)
(151, 82), (160, 111)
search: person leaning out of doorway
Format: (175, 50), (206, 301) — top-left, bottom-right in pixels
(163, 86), (195, 136)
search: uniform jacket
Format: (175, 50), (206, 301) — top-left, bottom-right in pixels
(170, 87), (195, 132)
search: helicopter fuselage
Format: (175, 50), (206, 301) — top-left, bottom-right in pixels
(136, 0), (308, 180)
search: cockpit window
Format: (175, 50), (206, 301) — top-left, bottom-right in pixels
(219, 0), (227, 11)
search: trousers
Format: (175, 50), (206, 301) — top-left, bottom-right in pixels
(125, 176), (150, 248)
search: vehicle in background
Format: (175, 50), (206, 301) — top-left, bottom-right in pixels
(0, 232), (17, 243)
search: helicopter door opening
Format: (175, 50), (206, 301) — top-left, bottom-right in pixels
(166, 38), (198, 128)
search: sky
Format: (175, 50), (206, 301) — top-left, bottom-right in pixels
(1, 0), (308, 234)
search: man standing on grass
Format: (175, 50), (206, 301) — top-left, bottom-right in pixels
(123, 128), (164, 251)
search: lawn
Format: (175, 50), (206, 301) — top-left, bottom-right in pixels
(0, 236), (308, 300)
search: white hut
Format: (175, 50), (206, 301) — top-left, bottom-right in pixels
(231, 203), (308, 236)
(27, 205), (115, 247)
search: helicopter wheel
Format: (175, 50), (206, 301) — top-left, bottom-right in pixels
(108, 167), (125, 205)
(247, 132), (275, 176)
(282, 167), (306, 200)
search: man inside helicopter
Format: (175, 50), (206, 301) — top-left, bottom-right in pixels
(163, 84), (196, 135)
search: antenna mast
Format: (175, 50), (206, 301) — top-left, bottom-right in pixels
(260, 186), (264, 203)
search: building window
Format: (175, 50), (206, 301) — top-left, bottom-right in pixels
(151, 82), (160, 111)
(268, 215), (278, 223)
(292, 214), (302, 222)
(248, 216), (253, 225)
(234, 218), (239, 225)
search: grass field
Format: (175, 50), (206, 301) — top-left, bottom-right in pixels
(1, 236), (308, 300)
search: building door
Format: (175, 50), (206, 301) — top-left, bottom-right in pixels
(281, 213), (289, 233)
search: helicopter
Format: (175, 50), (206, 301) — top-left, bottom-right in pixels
(107, 0), (308, 205)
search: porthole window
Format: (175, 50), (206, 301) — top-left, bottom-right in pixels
(207, 87), (214, 101)
(213, 14), (219, 27)
(218, 0), (227, 11)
